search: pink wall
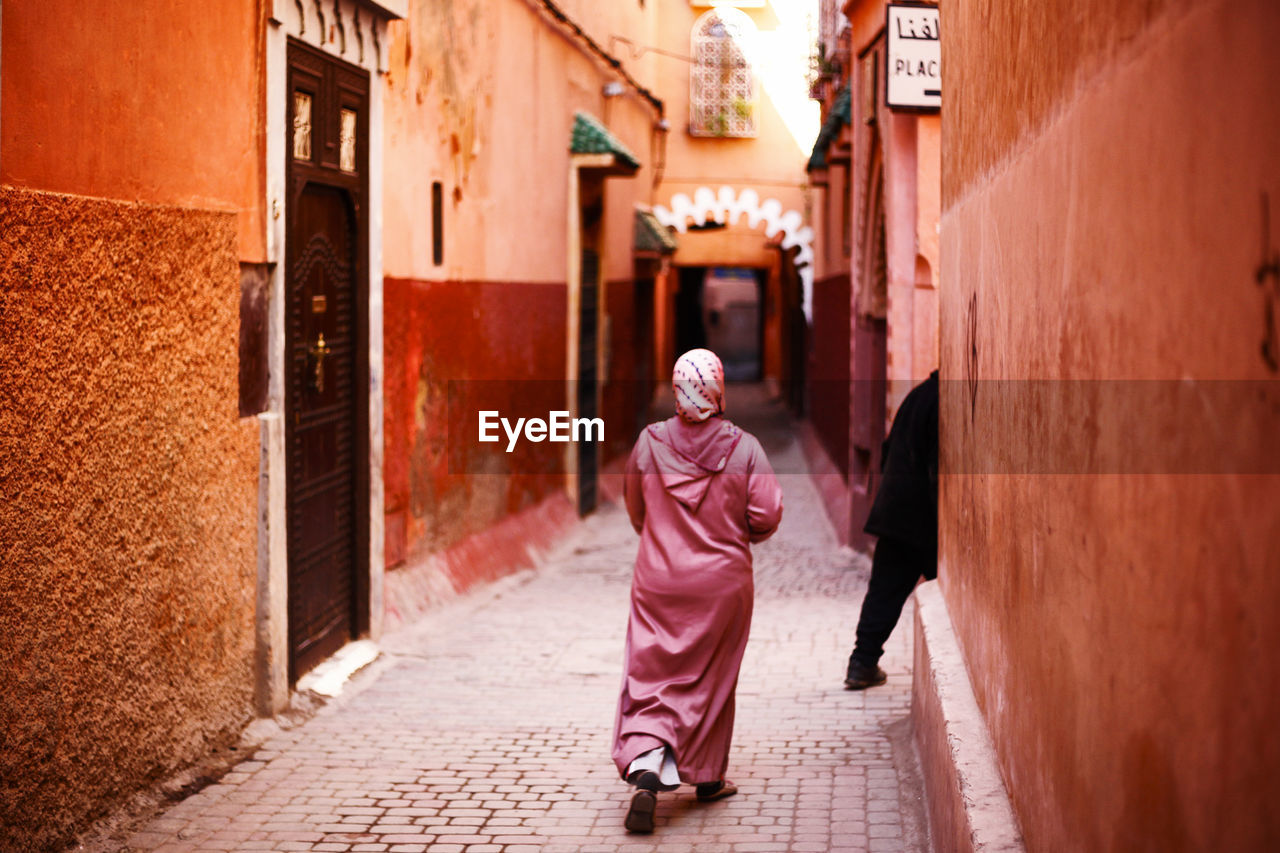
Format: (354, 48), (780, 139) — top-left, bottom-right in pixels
(939, 1), (1280, 849)
(808, 0), (942, 546)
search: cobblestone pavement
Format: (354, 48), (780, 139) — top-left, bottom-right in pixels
(122, 391), (928, 852)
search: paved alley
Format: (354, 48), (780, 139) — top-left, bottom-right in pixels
(120, 392), (928, 853)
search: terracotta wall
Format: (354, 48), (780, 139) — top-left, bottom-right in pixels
(381, 0), (657, 284)
(379, 0), (660, 594)
(0, 1), (266, 260)
(939, 1), (1280, 849)
(1, 4), (268, 845)
(0, 189), (259, 851)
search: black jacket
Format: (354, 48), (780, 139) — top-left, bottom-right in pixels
(863, 371), (938, 563)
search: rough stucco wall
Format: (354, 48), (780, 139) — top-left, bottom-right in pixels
(0, 1), (266, 260)
(0, 189), (259, 851)
(939, 1), (1280, 850)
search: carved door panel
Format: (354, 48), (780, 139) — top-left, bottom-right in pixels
(286, 40), (369, 682)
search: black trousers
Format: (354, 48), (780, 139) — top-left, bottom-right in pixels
(850, 537), (936, 669)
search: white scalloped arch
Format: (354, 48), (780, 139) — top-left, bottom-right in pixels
(653, 186), (814, 322)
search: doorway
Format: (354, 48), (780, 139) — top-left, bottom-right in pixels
(676, 266), (764, 381)
(284, 39), (370, 682)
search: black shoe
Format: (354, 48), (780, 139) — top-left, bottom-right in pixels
(627, 769), (661, 792)
(844, 659), (887, 690)
(695, 779), (738, 801)
(625, 788), (657, 833)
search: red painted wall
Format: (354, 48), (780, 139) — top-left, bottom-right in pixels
(383, 278), (569, 573)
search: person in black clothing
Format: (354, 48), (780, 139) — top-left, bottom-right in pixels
(845, 370), (939, 690)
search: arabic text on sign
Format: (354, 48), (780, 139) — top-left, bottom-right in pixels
(894, 16), (938, 41)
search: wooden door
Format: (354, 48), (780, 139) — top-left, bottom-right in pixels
(285, 40), (370, 682)
(578, 249), (600, 516)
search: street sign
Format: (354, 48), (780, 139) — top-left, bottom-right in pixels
(886, 4), (940, 112)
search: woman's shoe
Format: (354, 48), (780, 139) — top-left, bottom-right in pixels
(625, 788), (657, 833)
(695, 780), (738, 801)
(627, 769), (661, 792)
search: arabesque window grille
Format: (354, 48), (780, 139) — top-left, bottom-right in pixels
(690, 9), (757, 138)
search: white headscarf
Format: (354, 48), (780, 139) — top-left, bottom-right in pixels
(672, 348), (725, 423)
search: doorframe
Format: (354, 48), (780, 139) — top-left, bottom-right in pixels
(256, 0), (399, 714)
(565, 156), (612, 510)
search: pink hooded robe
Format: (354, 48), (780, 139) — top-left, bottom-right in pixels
(611, 415), (784, 784)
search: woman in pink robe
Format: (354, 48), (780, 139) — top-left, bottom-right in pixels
(612, 349), (784, 834)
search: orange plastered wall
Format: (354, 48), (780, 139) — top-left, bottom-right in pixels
(0, 1), (266, 260)
(380, 0), (658, 284)
(654, 2), (817, 194)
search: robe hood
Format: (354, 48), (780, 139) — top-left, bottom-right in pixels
(646, 416), (744, 512)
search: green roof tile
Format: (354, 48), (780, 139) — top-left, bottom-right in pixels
(807, 86), (851, 172)
(635, 209), (678, 255)
(571, 111), (641, 170)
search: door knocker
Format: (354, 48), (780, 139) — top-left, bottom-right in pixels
(309, 333), (331, 393)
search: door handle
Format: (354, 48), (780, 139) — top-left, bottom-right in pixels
(309, 333), (331, 392)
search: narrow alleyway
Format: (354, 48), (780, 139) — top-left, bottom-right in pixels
(121, 388), (928, 853)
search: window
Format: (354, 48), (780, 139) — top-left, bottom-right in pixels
(690, 8), (757, 138)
